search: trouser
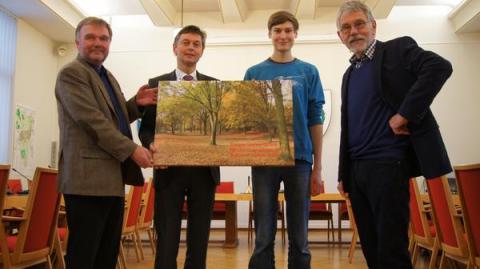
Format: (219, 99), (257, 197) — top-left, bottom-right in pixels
(349, 159), (413, 269)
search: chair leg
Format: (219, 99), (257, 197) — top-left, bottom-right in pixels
(130, 234), (141, 262)
(45, 256), (53, 269)
(411, 242), (419, 267)
(439, 252), (446, 269)
(281, 212), (286, 246)
(135, 230), (144, 260)
(429, 239), (440, 269)
(248, 212), (253, 245)
(53, 231), (66, 269)
(147, 228), (156, 254)
(119, 240), (128, 269)
(348, 230), (357, 264)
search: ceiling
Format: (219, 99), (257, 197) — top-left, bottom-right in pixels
(0, 0), (478, 43)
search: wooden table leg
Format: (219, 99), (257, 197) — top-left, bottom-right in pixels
(338, 202), (343, 243)
(223, 201), (238, 248)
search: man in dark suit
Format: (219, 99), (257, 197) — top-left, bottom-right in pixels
(139, 25), (220, 269)
(335, 1), (452, 268)
(55, 17), (156, 269)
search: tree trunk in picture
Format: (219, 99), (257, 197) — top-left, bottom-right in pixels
(271, 80), (291, 160)
(209, 113), (218, 145)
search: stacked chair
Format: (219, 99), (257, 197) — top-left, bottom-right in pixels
(0, 166), (62, 269)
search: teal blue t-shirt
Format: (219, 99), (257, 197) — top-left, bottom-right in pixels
(244, 58), (325, 163)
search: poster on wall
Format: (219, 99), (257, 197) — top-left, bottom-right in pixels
(153, 80), (295, 166)
(13, 104), (35, 177)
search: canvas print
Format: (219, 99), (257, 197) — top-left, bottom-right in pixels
(153, 80), (294, 166)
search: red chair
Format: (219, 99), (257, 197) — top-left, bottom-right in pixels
(212, 181), (234, 219)
(0, 164), (11, 211)
(137, 179), (156, 255)
(337, 202), (349, 242)
(455, 163), (480, 268)
(426, 176), (472, 268)
(409, 178), (439, 269)
(6, 179), (22, 194)
(0, 167), (61, 269)
(309, 180), (334, 242)
(118, 185), (144, 268)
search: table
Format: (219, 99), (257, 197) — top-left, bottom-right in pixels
(214, 193), (345, 247)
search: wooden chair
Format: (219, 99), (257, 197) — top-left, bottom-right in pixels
(309, 180), (334, 242)
(337, 202), (350, 242)
(0, 167), (61, 269)
(455, 163), (480, 268)
(0, 164), (11, 212)
(212, 181), (234, 220)
(409, 178), (440, 269)
(118, 185), (144, 269)
(137, 180), (155, 255)
(426, 175), (472, 268)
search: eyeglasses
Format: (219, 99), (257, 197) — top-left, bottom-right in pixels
(339, 20), (369, 35)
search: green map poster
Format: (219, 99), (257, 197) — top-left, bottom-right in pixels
(14, 105), (35, 176)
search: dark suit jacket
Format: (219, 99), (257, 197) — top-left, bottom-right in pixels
(338, 36), (453, 192)
(55, 56), (143, 197)
(139, 70), (220, 188)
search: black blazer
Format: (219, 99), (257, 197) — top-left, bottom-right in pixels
(139, 70), (220, 186)
(338, 36), (453, 192)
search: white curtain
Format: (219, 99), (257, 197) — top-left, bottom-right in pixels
(0, 8), (16, 163)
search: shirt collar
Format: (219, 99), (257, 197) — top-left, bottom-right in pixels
(349, 39), (377, 65)
(85, 61), (106, 75)
(175, 69), (197, 81)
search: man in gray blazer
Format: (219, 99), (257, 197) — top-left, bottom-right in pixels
(55, 17), (157, 269)
(139, 25), (220, 269)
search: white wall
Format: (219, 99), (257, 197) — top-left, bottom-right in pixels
(10, 5), (480, 228)
(10, 20), (61, 187)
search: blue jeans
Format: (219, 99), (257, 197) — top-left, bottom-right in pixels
(248, 160), (312, 269)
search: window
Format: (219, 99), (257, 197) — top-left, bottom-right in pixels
(0, 8), (16, 163)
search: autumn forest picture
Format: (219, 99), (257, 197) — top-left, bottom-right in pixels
(153, 80), (294, 166)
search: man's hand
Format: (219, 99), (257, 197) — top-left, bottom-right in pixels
(135, 84), (158, 106)
(310, 168), (322, 196)
(337, 181), (348, 198)
(389, 113), (410, 135)
(149, 143), (167, 169)
(131, 146), (153, 168)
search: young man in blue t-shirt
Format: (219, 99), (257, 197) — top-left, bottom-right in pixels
(245, 11), (325, 269)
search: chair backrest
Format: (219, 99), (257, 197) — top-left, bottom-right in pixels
(339, 202), (349, 219)
(310, 180), (328, 212)
(15, 167), (61, 254)
(7, 179), (22, 194)
(426, 176), (468, 257)
(124, 185), (144, 231)
(455, 163), (480, 261)
(0, 164), (11, 212)
(138, 180), (155, 227)
(213, 181), (234, 212)
(409, 178), (434, 244)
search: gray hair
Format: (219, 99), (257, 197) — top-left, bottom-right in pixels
(336, 1), (375, 30)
